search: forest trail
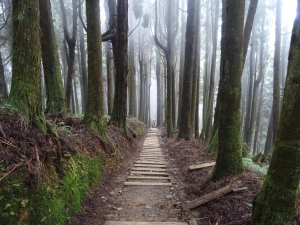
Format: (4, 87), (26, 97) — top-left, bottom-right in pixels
(104, 128), (188, 225)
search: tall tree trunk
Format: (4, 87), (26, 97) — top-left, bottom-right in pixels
(154, 0), (178, 137)
(242, 0), (258, 69)
(190, 0), (201, 138)
(252, 4), (300, 223)
(83, 0), (107, 136)
(106, 43), (114, 115)
(78, 21), (88, 113)
(9, 0), (48, 132)
(177, 0), (186, 129)
(40, 0), (67, 116)
(0, 51), (8, 104)
(243, 39), (255, 144)
(178, 0), (197, 140)
(247, 12), (266, 150)
(253, 80), (264, 155)
(156, 51), (162, 126)
(128, 35), (136, 117)
(110, 0), (128, 136)
(59, 0), (78, 113)
(204, 0), (219, 142)
(212, 0), (245, 180)
(272, 0), (282, 145)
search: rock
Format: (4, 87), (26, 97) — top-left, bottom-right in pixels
(101, 196), (106, 199)
(166, 195), (172, 199)
(145, 205), (152, 209)
(117, 207), (123, 211)
(189, 218), (197, 225)
(105, 214), (113, 218)
(170, 187), (174, 191)
(110, 191), (115, 195)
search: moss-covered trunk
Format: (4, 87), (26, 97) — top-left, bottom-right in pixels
(9, 0), (47, 132)
(59, 0), (77, 113)
(251, 3), (300, 223)
(40, 0), (67, 116)
(110, 0), (128, 136)
(83, 0), (107, 137)
(212, 0), (245, 180)
(128, 35), (136, 117)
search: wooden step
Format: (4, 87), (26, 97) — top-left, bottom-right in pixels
(131, 167), (167, 172)
(124, 182), (172, 186)
(127, 176), (170, 180)
(140, 153), (164, 156)
(130, 171), (169, 176)
(188, 162), (216, 170)
(105, 222), (187, 225)
(135, 161), (165, 164)
(134, 164), (167, 168)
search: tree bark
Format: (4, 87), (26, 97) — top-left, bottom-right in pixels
(83, 0), (107, 136)
(0, 51), (8, 105)
(212, 0), (245, 180)
(9, 0), (47, 132)
(40, 0), (67, 116)
(252, 3), (300, 223)
(78, 21), (88, 113)
(110, 0), (128, 136)
(59, 0), (78, 113)
(178, 0), (197, 140)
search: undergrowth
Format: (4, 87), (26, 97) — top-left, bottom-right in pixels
(0, 154), (103, 225)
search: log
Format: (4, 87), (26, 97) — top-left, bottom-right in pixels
(188, 162), (216, 170)
(181, 180), (244, 211)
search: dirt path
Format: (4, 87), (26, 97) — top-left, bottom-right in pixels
(68, 128), (189, 225)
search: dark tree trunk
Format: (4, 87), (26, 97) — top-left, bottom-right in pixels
(59, 0), (78, 113)
(177, 0), (186, 129)
(128, 35), (136, 117)
(205, 0), (219, 143)
(212, 0), (245, 180)
(110, 0), (128, 136)
(9, 0), (47, 132)
(252, 3), (300, 223)
(79, 21), (88, 113)
(106, 43), (114, 115)
(242, 0), (258, 69)
(178, 0), (197, 140)
(0, 51), (8, 104)
(156, 51), (162, 126)
(40, 0), (67, 116)
(83, 0), (107, 136)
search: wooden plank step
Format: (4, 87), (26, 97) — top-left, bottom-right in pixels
(143, 146), (161, 148)
(134, 164), (167, 168)
(188, 162), (216, 170)
(141, 152), (162, 154)
(135, 161), (165, 164)
(138, 159), (165, 162)
(131, 167), (167, 172)
(127, 176), (170, 180)
(105, 222), (187, 225)
(140, 153), (164, 156)
(124, 182), (172, 186)
(130, 171), (169, 176)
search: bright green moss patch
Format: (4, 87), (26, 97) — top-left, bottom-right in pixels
(0, 154), (103, 225)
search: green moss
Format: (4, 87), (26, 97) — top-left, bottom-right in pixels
(0, 154), (103, 225)
(207, 129), (218, 157)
